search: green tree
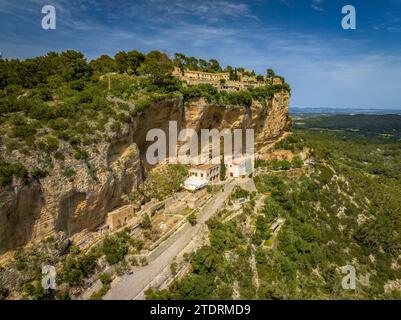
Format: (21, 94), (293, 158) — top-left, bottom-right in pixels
(266, 68), (275, 78)
(209, 59), (222, 72)
(266, 68), (275, 85)
(114, 51), (128, 73)
(173, 53), (187, 71)
(220, 160), (226, 181)
(60, 50), (92, 82)
(90, 55), (117, 74)
(127, 50), (145, 75)
(187, 213), (197, 226)
(102, 235), (129, 265)
(139, 51), (173, 86)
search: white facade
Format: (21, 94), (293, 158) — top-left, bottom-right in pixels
(226, 156), (254, 178)
(183, 163), (220, 191)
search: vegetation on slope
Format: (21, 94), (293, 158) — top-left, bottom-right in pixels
(0, 228), (146, 300)
(146, 125), (401, 300)
(0, 51), (288, 187)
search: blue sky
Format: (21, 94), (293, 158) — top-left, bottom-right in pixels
(1, 0), (401, 109)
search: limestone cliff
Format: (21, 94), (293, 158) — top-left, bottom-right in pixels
(0, 92), (290, 255)
(182, 92), (291, 155)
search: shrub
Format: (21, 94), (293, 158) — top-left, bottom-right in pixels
(62, 168), (75, 178)
(31, 168), (48, 179)
(231, 186), (250, 200)
(30, 85), (53, 101)
(170, 262), (178, 275)
(28, 100), (55, 120)
(74, 148), (89, 161)
(54, 151), (65, 161)
(45, 136), (59, 152)
(143, 164), (188, 200)
(180, 84), (217, 101)
(9, 113), (26, 126)
(0, 285), (9, 300)
(134, 96), (154, 113)
(48, 118), (70, 131)
(90, 284), (111, 300)
(23, 281), (55, 300)
(0, 160), (28, 186)
(101, 234), (129, 265)
(139, 214), (151, 229)
(59, 253), (98, 285)
(11, 123), (37, 141)
(117, 113), (131, 124)
(110, 121), (121, 132)
(187, 213), (197, 226)
(75, 122), (92, 135)
(225, 90), (253, 107)
(129, 238), (144, 252)
(118, 103), (129, 111)
(292, 157), (304, 168)
(99, 273), (112, 285)
(68, 135), (81, 146)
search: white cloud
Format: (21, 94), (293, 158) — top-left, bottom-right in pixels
(1, 0), (400, 109)
(124, 0), (258, 23)
(311, 0), (324, 11)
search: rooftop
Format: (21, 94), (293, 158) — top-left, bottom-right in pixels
(191, 163), (220, 171)
(226, 155), (254, 165)
(183, 176), (209, 191)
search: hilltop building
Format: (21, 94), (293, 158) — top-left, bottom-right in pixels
(173, 67), (282, 91)
(180, 69), (230, 82)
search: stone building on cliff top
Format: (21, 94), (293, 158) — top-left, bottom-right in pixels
(173, 67), (283, 91)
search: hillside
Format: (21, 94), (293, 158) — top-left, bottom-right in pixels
(0, 50), (292, 299)
(146, 125), (401, 300)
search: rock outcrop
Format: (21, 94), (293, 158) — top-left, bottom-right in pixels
(182, 92), (291, 155)
(0, 92), (290, 255)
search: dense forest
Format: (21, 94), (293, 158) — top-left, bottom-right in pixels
(294, 114), (401, 134)
(146, 121), (401, 300)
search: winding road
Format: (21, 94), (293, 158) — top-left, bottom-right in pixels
(103, 180), (236, 300)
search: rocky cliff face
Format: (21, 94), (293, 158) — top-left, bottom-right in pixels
(0, 92), (290, 255)
(182, 92), (291, 155)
